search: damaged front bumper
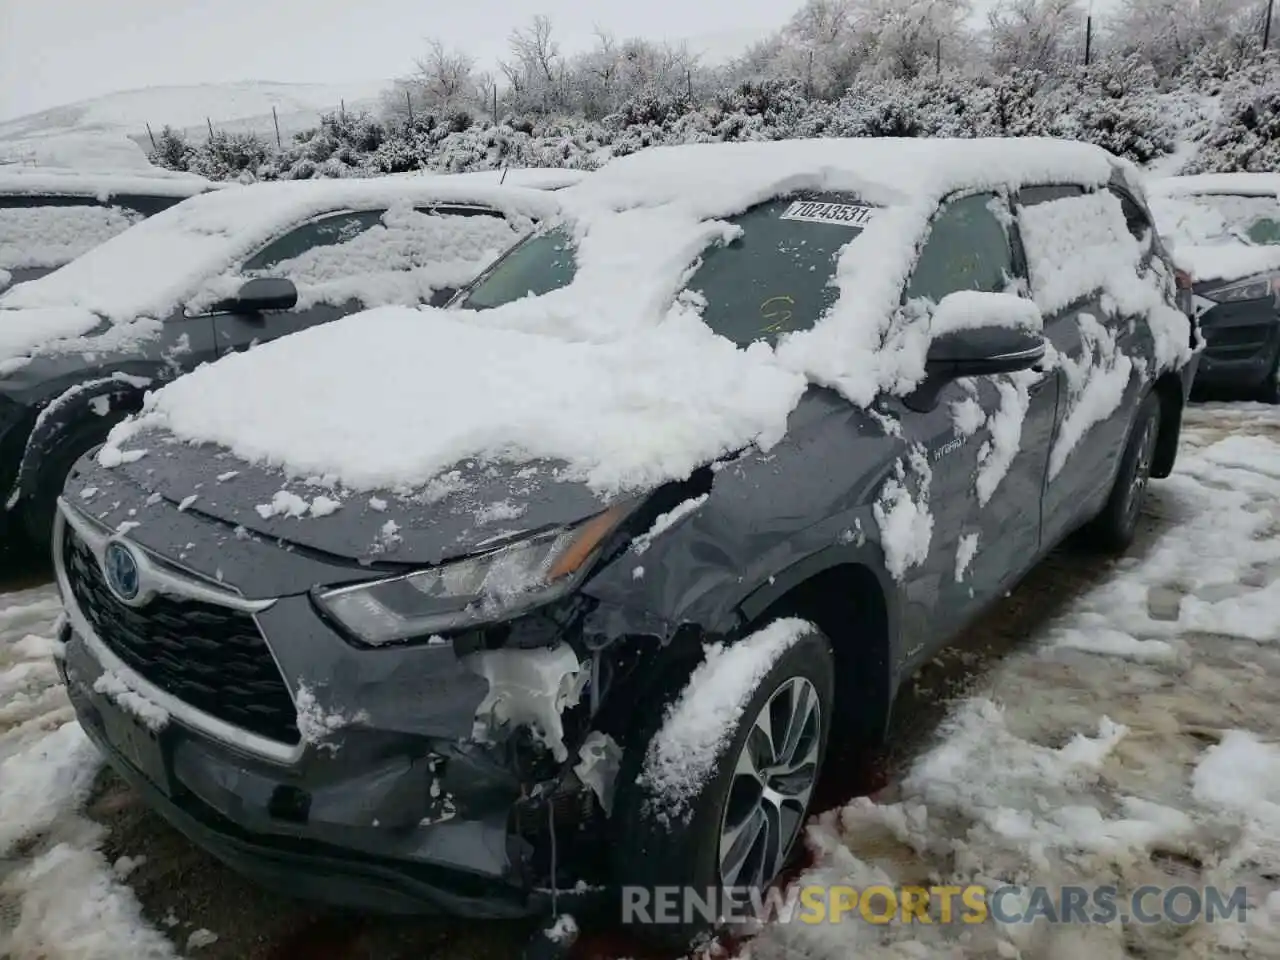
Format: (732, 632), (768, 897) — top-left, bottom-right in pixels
(52, 500), (614, 917)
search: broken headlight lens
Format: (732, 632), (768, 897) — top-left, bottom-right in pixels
(1201, 273), (1280, 303)
(314, 505), (630, 646)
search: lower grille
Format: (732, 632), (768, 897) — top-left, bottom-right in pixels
(63, 525), (300, 745)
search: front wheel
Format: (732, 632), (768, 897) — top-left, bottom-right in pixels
(1084, 390), (1161, 554)
(611, 621), (834, 949)
(19, 417), (125, 560)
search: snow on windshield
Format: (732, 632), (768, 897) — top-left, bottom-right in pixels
(0, 204), (143, 270)
(1149, 191), (1280, 283)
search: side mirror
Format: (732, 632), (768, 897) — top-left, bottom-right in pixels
(904, 292), (1046, 413)
(227, 277), (298, 314)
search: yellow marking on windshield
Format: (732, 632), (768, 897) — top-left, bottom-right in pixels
(760, 295), (795, 333)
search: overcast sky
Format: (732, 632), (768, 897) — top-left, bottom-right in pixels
(0, 0), (1122, 122)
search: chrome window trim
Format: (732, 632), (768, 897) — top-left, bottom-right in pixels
(54, 497), (303, 765)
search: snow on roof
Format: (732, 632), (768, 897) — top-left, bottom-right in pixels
(391, 168), (590, 191)
(564, 137), (1117, 218)
(1146, 173), (1280, 199)
(0, 176), (561, 322)
(0, 166), (218, 200)
(100, 137), (1166, 499)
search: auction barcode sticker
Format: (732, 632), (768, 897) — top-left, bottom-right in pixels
(780, 200), (877, 226)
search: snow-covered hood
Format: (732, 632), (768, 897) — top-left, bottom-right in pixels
(1147, 177), (1280, 285)
(95, 305), (806, 517)
(1169, 244), (1280, 286)
(73, 437), (617, 569)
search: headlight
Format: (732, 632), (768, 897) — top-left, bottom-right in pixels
(1201, 273), (1280, 304)
(314, 504), (631, 646)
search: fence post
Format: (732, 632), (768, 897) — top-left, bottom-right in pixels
(935, 38), (941, 76)
(271, 106), (282, 147)
(1085, 15), (1093, 65)
(405, 89), (414, 125)
(1266, 0), (1275, 50)
(207, 117), (215, 140)
(493, 86), (498, 124)
(340, 99), (346, 120)
(145, 122), (157, 150)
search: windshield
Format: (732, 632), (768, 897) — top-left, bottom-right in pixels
(1158, 193), (1280, 248)
(459, 194), (870, 344)
(460, 226), (577, 310)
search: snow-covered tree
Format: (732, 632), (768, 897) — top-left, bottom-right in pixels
(986, 0), (1085, 74)
(1106, 0), (1262, 79)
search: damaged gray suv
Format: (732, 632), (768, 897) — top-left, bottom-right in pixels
(52, 138), (1198, 947)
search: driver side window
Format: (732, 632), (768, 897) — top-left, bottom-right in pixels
(905, 193), (1015, 304)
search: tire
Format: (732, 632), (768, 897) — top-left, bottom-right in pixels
(18, 415), (126, 560)
(1084, 390), (1161, 554)
(610, 623), (835, 950)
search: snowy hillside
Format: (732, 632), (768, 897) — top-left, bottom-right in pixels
(0, 80), (389, 171)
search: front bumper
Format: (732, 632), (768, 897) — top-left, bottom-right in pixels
(52, 500), (601, 918)
(1192, 299), (1280, 390)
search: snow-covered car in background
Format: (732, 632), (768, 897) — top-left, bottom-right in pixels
(52, 138), (1196, 947)
(0, 166), (219, 293)
(0, 176), (560, 554)
(1148, 173), (1280, 401)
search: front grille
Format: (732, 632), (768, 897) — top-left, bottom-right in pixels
(63, 525), (300, 745)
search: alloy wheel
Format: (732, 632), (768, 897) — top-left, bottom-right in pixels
(717, 676), (822, 904)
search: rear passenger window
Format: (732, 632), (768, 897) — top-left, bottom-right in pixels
(905, 193), (1015, 304)
(1018, 184), (1085, 206)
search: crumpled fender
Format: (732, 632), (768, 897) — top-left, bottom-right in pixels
(580, 388), (904, 649)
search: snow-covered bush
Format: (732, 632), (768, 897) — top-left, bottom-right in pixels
(146, 7), (1280, 184)
(1184, 73), (1280, 174)
(1038, 56), (1174, 164)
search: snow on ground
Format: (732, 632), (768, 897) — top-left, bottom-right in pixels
(751, 402), (1280, 960)
(0, 586), (174, 959)
(0, 80), (389, 161)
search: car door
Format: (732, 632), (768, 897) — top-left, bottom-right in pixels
(1017, 185), (1147, 544)
(887, 191), (1057, 636)
(206, 203), (525, 355)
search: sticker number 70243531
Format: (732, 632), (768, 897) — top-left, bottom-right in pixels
(779, 200), (877, 227)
